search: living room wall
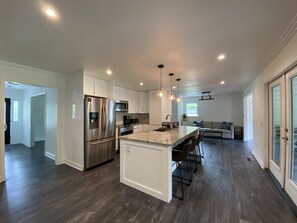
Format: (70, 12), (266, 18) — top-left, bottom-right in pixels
(243, 29), (297, 169)
(182, 92), (243, 126)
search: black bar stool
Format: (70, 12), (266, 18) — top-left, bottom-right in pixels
(172, 140), (192, 200)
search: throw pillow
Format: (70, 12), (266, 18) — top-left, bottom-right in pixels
(194, 120), (204, 128)
(221, 121), (233, 130)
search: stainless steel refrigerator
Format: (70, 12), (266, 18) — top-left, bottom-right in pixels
(84, 96), (116, 169)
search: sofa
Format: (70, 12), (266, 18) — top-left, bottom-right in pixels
(193, 121), (234, 139)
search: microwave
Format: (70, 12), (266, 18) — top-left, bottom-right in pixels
(115, 100), (128, 112)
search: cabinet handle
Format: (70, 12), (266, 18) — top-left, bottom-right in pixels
(282, 136), (288, 141)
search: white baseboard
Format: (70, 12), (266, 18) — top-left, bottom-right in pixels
(65, 160), (84, 171)
(252, 150), (264, 169)
(44, 151), (55, 160)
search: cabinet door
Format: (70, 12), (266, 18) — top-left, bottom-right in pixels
(84, 75), (95, 96)
(115, 86), (128, 101)
(127, 89), (138, 113)
(138, 92), (149, 113)
(94, 78), (107, 98)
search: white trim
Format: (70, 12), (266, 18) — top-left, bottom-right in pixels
(252, 150), (265, 169)
(31, 92), (46, 98)
(44, 151), (55, 160)
(64, 159), (84, 171)
(0, 59), (66, 78)
(260, 14), (297, 75)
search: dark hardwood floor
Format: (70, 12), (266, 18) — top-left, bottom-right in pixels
(0, 139), (296, 223)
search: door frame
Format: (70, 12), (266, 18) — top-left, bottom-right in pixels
(244, 92), (253, 141)
(4, 98), (11, 145)
(268, 75), (286, 187)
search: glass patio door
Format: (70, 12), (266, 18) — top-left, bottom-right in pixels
(285, 67), (297, 204)
(269, 76), (286, 187)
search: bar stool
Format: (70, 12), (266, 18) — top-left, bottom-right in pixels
(173, 136), (199, 174)
(172, 140), (192, 200)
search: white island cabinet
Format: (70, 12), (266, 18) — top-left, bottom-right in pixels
(120, 126), (198, 202)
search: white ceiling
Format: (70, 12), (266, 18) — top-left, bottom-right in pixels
(1, 0), (297, 96)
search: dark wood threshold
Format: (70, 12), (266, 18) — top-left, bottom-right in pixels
(266, 169), (297, 217)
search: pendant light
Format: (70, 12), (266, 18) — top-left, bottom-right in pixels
(169, 73), (175, 100)
(176, 78), (181, 102)
(157, 64), (164, 97)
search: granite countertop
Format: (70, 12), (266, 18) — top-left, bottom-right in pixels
(116, 123), (159, 128)
(120, 126), (198, 146)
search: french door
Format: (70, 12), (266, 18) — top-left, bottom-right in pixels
(285, 67), (297, 204)
(269, 66), (297, 204)
(269, 76), (286, 186)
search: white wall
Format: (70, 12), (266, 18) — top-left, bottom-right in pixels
(31, 94), (45, 142)
(0, 60), (66, 182)
(243, 32), (297, 168)
(149, 90), (173, 124)
(44, 88), (57, 159)
(4, 88), (24, 144)
(65, 71), (84, 170)
(182, 92), (243, 126)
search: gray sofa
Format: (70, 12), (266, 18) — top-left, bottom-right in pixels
(193, 121), (234, 139)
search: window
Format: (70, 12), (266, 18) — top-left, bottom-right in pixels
(13, 101), (19, 121)
(186, 103), (198, 117)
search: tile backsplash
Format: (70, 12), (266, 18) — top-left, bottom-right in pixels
(116, 112), (149, 124)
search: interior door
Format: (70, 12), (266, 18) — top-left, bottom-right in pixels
(285, 67), (297, 204)
(4, 98), (11, 145)
(269, 76), (286, 187)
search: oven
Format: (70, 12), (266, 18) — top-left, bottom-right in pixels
(118, 126), (133, 150)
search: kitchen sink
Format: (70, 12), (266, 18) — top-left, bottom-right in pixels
(153, 127), (171, 132)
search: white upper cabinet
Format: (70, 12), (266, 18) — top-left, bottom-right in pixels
(114, 86), (148, 114)
(114, 86), (126, 101)
(127, 89), (138, 113)
(138, 92), (149, 113)
(84, 75), (95, 96)
(84, 75), (107, 98)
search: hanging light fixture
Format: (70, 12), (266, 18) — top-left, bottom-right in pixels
(176, 78), (181, 102)
(157, 64), (164, 97)
(169, 73), (175, 100)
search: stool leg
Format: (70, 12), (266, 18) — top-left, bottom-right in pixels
(178, 162), (184, 200)
(201, 141), (204, 158)
(186, 159), (192, 183)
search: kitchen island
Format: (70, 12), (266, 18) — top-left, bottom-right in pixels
(120, 126), (198, 202)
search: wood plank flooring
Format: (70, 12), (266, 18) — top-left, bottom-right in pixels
(0, 139), (296, 223)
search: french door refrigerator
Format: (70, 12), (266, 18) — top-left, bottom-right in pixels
(84, 96), (116, 169)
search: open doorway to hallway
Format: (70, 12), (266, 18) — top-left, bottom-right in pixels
(3, 81), (58, 180)
(244, 93), (253, 141)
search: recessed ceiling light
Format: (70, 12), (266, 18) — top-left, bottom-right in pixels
(218, 54), (226, 60)
(173, 86), (176, 89)
(220, 81), (225, 85)
(106, 69), (112, 75)
(140, 82), (144, 86)
(45, 8), (57, 17)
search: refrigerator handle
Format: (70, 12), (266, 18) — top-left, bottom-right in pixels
(104, 105), (107, 132)
(101, 105), (104, 131)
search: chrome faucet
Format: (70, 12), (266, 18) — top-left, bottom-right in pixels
(165, 114), (172, 128)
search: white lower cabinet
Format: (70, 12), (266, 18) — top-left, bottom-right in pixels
(133, 125), (140, 133)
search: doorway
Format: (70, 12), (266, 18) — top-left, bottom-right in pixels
(268, 66), (297, 205)
(30, 93), (46, 147)
(4, 98), (11, 145)
(3, 82), (58, 182)
(244, 93), (253, 141)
